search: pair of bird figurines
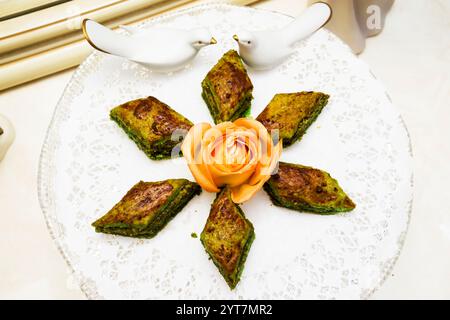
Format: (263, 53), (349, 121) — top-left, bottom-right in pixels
(82, 2), (331, 72)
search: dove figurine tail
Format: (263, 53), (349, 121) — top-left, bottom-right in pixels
(283, 2), (332, 46)
(82, 19), (136, 58)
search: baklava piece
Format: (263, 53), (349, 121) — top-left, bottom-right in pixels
(200, 187), (255, 289)
(264, 162), (355, 214)
(110, 96), (193, 160)
(92, 179), (201, 238)
(201, 50), (253, 124)
(256, 92), (329, 147)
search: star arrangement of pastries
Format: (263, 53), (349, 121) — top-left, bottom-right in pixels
(92, 49), (356, 289)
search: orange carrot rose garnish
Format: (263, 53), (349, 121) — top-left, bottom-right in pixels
(181, 118), (282, 203)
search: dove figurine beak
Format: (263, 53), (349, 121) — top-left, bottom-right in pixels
(233, 34), (239, 42)
(210, 37), (217, 45)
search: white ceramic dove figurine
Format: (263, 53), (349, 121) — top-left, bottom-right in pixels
(0, 114), (15, 162)
(82, 20), (217, 72)
(233, 2), (332, 70)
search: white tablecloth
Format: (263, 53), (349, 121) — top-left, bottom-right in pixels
(0, 0), (449, 299)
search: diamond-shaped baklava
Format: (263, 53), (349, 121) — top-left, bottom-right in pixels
(200, 187), (255, 289)
(110, 96), (193, 160)
(256, 92), (329, 147)
(92, 179), (201, 238)
(201, 50), (253, 124)
(264, 162), (355, 214)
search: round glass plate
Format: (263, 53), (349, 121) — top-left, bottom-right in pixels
(38, 3), (413, 299)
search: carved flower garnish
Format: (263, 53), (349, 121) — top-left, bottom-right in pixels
(181, 118), (282, 203)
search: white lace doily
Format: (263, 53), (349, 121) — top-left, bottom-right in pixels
(38, 3), (413, 299)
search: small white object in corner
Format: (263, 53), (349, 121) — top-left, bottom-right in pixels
(0, 114), (15, 162)
(233, 2), (332, 70)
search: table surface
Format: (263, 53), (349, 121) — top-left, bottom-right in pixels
(1, 0), (449, 299)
